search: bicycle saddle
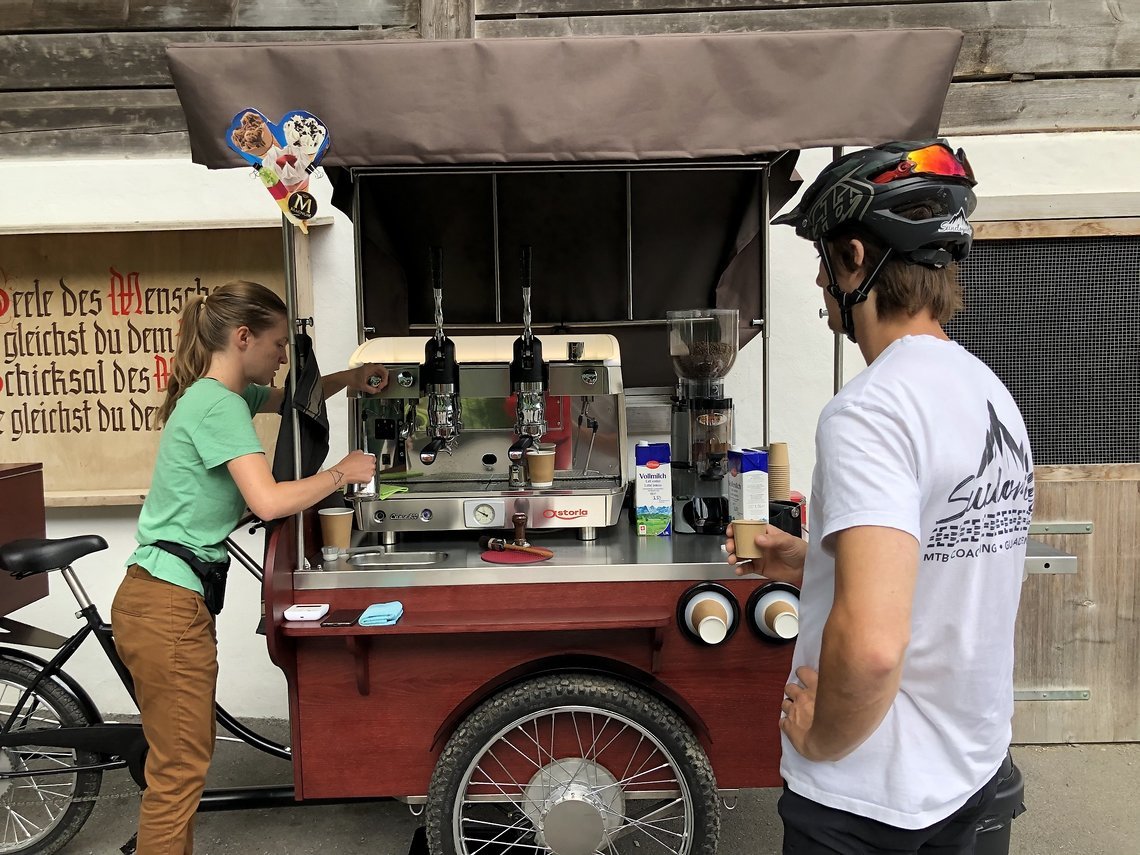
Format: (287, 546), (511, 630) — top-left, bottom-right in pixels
(0, 535), (108, 578)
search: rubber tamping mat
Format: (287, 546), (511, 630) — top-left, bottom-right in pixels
(480, 549), (552, 564)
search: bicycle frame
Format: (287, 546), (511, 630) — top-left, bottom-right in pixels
(1, 553), (295, 810)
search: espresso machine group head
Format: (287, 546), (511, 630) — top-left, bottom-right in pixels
(420, 247), (462, 465)
(668, 308), (739, 534)
(508, 246), (549, 462)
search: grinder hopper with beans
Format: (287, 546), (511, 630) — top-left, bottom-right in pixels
(668, 309), (739, 535)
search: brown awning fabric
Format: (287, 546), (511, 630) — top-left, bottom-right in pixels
(167, 29), (962, 168)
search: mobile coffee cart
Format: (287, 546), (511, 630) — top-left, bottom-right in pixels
(168, 28), (965, 854)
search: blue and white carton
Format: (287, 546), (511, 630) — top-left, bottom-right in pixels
(635, 441), (672, 536)
(728, 447), (769, 522)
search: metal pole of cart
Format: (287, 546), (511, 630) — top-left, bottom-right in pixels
(760, 165), (771, 446)
(281, 218), (305, 569)
(831, 146), (846, 394)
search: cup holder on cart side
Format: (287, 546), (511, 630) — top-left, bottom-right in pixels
(745, 581), (800, 642)
(676, 582), (741, 646)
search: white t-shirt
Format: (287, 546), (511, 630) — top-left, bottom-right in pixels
(782, 335), (1034, 829)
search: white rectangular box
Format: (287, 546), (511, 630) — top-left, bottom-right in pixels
(728, 447), (769, 522)
(635, 441), (672, 536)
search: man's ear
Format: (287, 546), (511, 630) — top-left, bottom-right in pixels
(848, 238), (867, 271)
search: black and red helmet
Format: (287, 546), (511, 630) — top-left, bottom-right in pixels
(773, 139), (978, 268)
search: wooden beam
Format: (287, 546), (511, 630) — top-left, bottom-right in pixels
(975, 193), (1140, 222)
(0, 89), (189, 157)
(476, 0), (955, 12)
(0, 30), (399, 91)
(940, 78), (1140, 135)
(974, 218), (1140, 240)
(420, 0), (476, 38)
(0, 1), (416, 32)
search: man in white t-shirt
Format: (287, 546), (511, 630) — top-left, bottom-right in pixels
(727, 139), (1033, 853)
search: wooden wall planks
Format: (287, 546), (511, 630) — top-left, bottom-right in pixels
(1013, 466), (1140, 743)
(1, 1), (417, 32)
(0, 30), (398, 90)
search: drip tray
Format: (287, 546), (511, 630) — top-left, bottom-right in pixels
(346, 550), (448, 568)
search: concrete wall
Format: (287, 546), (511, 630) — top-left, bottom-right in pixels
(2, 130), (1137, 718)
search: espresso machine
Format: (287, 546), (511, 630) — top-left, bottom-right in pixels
(668, 309), (739, 534)
(347, 331), (628, 544)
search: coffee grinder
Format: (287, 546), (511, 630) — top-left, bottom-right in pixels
(668, 309), (739, 534)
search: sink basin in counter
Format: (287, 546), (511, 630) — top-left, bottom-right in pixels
(346, 550), (447, 568)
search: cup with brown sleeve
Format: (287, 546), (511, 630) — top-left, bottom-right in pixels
(730, 519), (768, 561)
(525, 449), (556, 488)
(318, 507), (354, 553)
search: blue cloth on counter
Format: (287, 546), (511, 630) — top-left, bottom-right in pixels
(359, 601), (404, 627)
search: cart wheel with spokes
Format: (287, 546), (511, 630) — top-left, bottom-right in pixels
(426, 673), (719, 855)
(0, 659), (102, 855)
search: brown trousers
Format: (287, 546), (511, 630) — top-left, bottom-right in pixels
(112, 565), (218, 855)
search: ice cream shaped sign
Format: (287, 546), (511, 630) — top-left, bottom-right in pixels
(226, 109), (330, 234)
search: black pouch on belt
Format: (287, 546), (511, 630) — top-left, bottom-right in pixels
(151, 540), (230, 616)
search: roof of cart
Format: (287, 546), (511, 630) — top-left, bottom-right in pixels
(167, 29), (963, 169)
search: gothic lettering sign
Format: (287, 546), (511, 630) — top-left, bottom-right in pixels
(0, 229), (285, 503)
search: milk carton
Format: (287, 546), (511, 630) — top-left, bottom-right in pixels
(635, 441), (672, 536)
(728, 447), (769, 523)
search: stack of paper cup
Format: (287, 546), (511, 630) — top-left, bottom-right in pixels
(767, 442), (790, 501)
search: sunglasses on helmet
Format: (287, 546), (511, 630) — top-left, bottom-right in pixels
(871, 143), (975, 186)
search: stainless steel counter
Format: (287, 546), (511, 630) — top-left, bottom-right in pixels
(297, 518), (736, 590)
(295, 515), (1075, 590)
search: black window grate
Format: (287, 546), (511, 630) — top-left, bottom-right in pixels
(947, 235), (1140, 466)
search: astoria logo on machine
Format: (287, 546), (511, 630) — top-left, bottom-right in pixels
(543, 508), (589, 520)
(389, 509), (433, 522)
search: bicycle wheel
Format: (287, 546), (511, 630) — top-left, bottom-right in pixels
(426, 673), (719, 855)
(0, 659), (102, 855)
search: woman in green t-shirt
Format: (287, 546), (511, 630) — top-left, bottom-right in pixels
(111, 280), (384, 854)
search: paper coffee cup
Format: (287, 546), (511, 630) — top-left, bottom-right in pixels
(767, 442), (789, 467)
(526, 449), (556, 487)
(764, 600), (800, 639)
(318, 507), (354, 552)
(730, 519), (767, 560)
(691, 597), (730, 644)
(753, 587), (800, 640)
(684, 590), (734, 644)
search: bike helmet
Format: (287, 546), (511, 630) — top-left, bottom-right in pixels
(773, 139), (977, 342)
(774, 139), (977, 268)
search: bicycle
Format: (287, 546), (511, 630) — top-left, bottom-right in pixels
(0, 520), (296, 855)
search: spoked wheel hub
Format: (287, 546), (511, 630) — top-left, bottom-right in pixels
(523, 759), (624, 855)
(427, 674), (721, 855)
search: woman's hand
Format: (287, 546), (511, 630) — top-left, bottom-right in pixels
(347, 363), (389, 395)
(725, 523), (807, 586)
(327, 450), (377, 488)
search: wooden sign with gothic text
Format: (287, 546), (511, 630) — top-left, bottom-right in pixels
(0, 229), (285, 504)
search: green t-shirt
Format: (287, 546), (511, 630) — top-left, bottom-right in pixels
(128, 379), (270, 594)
